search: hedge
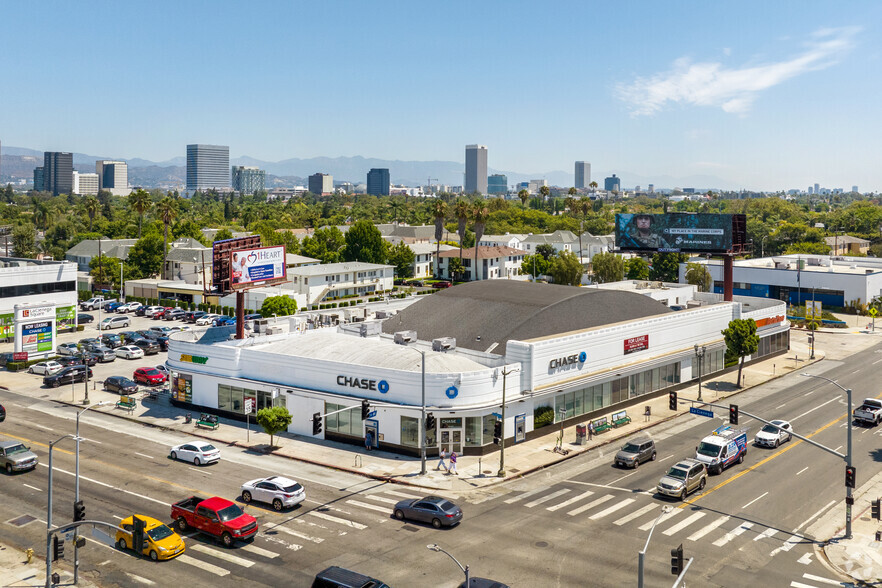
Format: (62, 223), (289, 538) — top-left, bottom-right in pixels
(534, 406), (555, 429)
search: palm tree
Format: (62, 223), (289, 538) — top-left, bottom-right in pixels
(453, 198), (470, 263)
(127, 189), (153, 238)
(568, 187), (577, 196)
(84, 195), (100, 232)
(539, 185), (551, 214)
(518, 189), (529, 207)
(472, 202), (489, 281)
(156, 194), (179, 275)
(431, 199), (448, 278)
(589, 181), (598, 197)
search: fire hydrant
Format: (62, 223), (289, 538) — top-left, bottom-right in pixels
(25, 548), (34, 564)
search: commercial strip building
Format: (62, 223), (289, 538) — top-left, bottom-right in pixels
(165, 280), (789, 455)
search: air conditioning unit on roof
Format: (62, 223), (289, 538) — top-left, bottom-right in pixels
(394, 330), (417, 345)
(432, 337), (456, 352)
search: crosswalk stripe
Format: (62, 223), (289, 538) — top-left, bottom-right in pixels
(547, 490), (594, 512)
(307, 510), (368, 529)
(240, 543), (279, 559)
(382, 489), (422, 500)
(614, 503), (658, 526)
(190, 544), (254, 567)
(801, 573), (846, 586)
(663, 512), (706, 536)
(688, 515), (730, 541)
(639, 508), (680, 531)
(504, 487), (548, 504)
(712, 522), (754, 547)
(753, 527), (778, 542)
(589, 498), (635, 520)
(789, 582), (816, 588)
(362, 495), (399, 505)
(568, 494), (614, 517)
(177, 554), (230, 576)
(266, 524), (324, 543)
(347, 500), (392, 513)
(525, 489), (571, 508)
(771, 534), (802, 556)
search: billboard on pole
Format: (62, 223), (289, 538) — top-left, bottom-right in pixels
(615, 213), (746, 254)
(230, 245), (287, 290)
(211, 235), (262, 294)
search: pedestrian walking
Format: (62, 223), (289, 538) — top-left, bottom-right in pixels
(436, 448), (448, 471)
(365, 430), (373, 451)
(449, 451), (458, 475)
(588, 421), (594, 440)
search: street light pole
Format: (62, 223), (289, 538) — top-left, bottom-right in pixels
(427, 543), (469, 587)
(74, 402), (106, 584)
(694, 345), (706, 402)
(46, 434), (77, 588)
(420, 349), (426, 476)
(800, 373), (853, 538)
(638, 505), (673, 588)
(497, 367), (519, 478)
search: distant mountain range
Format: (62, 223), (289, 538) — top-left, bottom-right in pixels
(0, 145), (739, 191)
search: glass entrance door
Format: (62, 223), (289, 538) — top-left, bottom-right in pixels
(440, 429), (462, 454)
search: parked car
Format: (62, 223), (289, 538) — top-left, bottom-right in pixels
(0, 404), (5, 422)
(393, 495), (463, 528)
(244, 313), (262, 321)
(99, 316), (130, 330)
(457, 579), (510, 588)
(56, 342), (81, 356)
(116, 514), (186, 561)
(87, 345), (116, 363)
(134, 305), (149, 316)
(57, 354), (99, 368)
(134, 367), (167, 385)
(171, 496), (256, 547)
(132, 338), (160, 355)
(116, 345), (145, 360)
(656, 459), (707, 500)
(755, 420), (793, 448)
(154, 364), (170, 377)
(149, 326), (174, 335)
(241, 476), (306, 511)
(118, 302), (142, 313)
(104, 301), (123, 313)
(77, 313), (94, 324)
(195, 313), (219, 326)
(104, 376), (139, 395)
(435, 281), (453, 288)
(151, 308), (169, 320)
(27, 361), (65, 376)
(143, 306), (164, 318)
(614, 438), (657, 468)
(170, 441), (220, 466)
(118, 330), (142, 342)
(218, 317), (236, 326)
(312, 566), (391, 588)
(100, 333), (124, 349)
(44, 365), (93, 388)
(184, 311), (206, 323)
(79, 337), (101, 348)
(166, 309), (188, 321)
(212, 316), (232, 326)
(154, 336), (170, 352)
(406, 280), (424, 287)
(0, 440), (39, 474)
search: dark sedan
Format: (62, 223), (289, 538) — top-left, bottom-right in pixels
(154, 336), (170, 351)
(77, 313), (95, 324)
(43, 366), (93, 388)
(56, 354), (99, 368)
(134, 306), (148, 316)
(104, 376), (139, 395)
(393, 496), (462, 528)
(132, 338), (160, 355)
(165, 310), (187, 321)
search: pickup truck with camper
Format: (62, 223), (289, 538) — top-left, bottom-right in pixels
(694, 425), (748, 475)
(171, 496), (258, 547)
(80, 296), (117, 311)
(853, 398), (882, 426)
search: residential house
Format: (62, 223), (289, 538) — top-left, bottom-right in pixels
(407, 243), (456, 278)
(520, 230), (579, 255)
(65, 239), (138, 271)
(286, 253), (321, 269)
(163, 244), (212, 286)
(287, 261), (394, 306)
(478, 234), (527, 250)
(824, 235), (870, 256)
(437, 246), (526, 281)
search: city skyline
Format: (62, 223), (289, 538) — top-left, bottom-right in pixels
(2, 2), (881, 191)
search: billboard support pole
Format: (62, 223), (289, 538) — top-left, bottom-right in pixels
(236, 291), (245, 340)
(723, 255), (733, 301)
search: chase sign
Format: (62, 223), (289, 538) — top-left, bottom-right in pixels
(548, 351), (587, 371)
(337, 376), (389, 394)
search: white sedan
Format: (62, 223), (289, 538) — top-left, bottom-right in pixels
(755, 419), (793, 448)
(28, 361), (65, 375)
(195, 313), (219, 326)
(143, 306), (164, 317)
(115, 345), (145, 360)
(241, 476), (306, 511)
(170, 441), (220, 466)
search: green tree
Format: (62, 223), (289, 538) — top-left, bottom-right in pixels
(536, 243), (556, 260)
(684, 262), (713, 292)
(722, 318), (759, 388)
(650, 252), (688, 282)
(539, 185), (550, 201)
(454, 199), (470, 263)
(259, 295), (298, 317)
(89, 254), (122, 289)
(12, 224), (38, 258)
(472, 202), (489, 280)
(520, 253), (549, 279)
(127, 189), (153, 238)
(447, 256), (464, 282)
(126, 233), (165, 278)
(518, 189), (529, 207)
(301, 226), (345, 263)
(548, 250), (583, 286)
(214, 227), (234, 242)
(84, 195), (100, 231)
(256, 406), (292, 448)
(624, 257), (650, 280)
(342, 219), (386, 263)
(387, 242), (415, 278)
(784, 242), (831, 255)
(591, 251), (624, 283)
(432, 199), (448, 277)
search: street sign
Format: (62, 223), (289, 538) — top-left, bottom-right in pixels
(870, 308), (878, 317)
(244, 398), (254, 414)
(491, 412), (502, 419)
(368, 410), (377, 418)
(689, 406), (714, 418)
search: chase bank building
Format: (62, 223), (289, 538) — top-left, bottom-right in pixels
(166, 281), (789, 455)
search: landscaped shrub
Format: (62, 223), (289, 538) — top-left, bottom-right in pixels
(534, 406), (555, 429)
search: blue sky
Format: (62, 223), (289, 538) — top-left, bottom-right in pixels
(2, 1), (881, 191)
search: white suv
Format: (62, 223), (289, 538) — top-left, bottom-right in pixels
(117, 302), (142, 313)
(99, 316), (130, 330)
(241, 476), (306, 511)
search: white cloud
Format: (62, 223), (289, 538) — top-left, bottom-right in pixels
(617, 27), (859, 116)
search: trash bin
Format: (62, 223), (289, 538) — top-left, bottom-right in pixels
(576, 423), (587, 445)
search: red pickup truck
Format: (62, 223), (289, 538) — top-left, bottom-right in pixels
(171, 496), (258, 547)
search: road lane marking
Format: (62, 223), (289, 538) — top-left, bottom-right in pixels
(504, 487), (547, 504)
(790, 582), (816, 588)
(776, 403), (787, 409)
(81, 437), (102, 444)
(639, 508), (680, 531)
(190, 544), (254, 567)
(834, 445), (842, 453)
(134, 453), (154, 459)
(525, 489), (571, 508)
(796, 553), (812, 565)
(796, 500), (836, 532)
(568, 495), (614, 517)
(381, 489), (422, 500)
(111, 515), (123, 520)
(23, 484), (42, 492)
(124, 572), (155, 585)
(264, 524), (323, 543)
(801, 573), (842, 586)
(795, 467), (809, 476)
(753, 527), (777, 542)
(663, 512), (706, 536)
(547, 491), (594, 512)
(362, 495), (398, 505)
(687, 515), (729, 541)
(712, 522), (753, 547)
(790, 396), (840, 422)
(771, 534), (802, 556)
(874, 358), (882, 365)
(37, 463), (171, 506)
(240, 543), (279, 559)
(610, 470), (640, 484)
(33, 424), (53, 431)
(346, 500), (390, 513)
(307, 510), (367, 529)
(188, 467), (212, 475)
(563, 480), (654, 495)
(177, 554), (229, 576)
(741, 492), (768, 509)
(614, 504), (658, 526)
(589, 498), (635, 520)
(659, 454), (675, 462)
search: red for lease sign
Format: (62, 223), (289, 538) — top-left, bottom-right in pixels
(624, 335), (649, 355)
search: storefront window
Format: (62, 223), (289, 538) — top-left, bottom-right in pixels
(218, 384), (231, 412)
(231, 387), (244, 413)
(257, 389), (272, 411)
(401, 416), (419, 447)
(172, 373), (192, 403)
(465, 417), (483, 447)
(275, 394), (287, 410)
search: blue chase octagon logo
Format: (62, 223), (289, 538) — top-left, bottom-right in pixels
(578, 351), (587, 363)
(445, 386), (458, 399)
(378, 380), (389, 394)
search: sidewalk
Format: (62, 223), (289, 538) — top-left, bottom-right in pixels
(0, 541), (100, 588)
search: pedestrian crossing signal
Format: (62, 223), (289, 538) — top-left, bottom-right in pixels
(670, 543), (684, 575)
(669, 392), (677, 411)
(872, 498), (880, 520)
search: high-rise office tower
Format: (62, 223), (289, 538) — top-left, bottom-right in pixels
(308, 173), (333, 196)
(366, 168), (391, 196)
(488, 174), (507, 195)
(465, 144), (488, 194)
(72, 171), (99, 195)
(43, 152), (73, 196)
(814, 183), (820, 195)
(574, 161), (591, 189)
(604, 174), (621, 192)
(33, 167), (44, 191)
(186, 144), (230, 191)
(95, 160), (129, 194)
(231, 166), (266, 195)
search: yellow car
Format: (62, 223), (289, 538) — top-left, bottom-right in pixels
(116, 515), (185, 561)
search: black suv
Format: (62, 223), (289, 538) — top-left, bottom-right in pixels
(100, 333), (123, 349)
(165, 309), (188, 321)
(44, 366), (93, 388)
(132, 338), (160, 355)
(184, 311), (206, 323)
(312, 566), (390, 588)
(57, 354), (99, 368)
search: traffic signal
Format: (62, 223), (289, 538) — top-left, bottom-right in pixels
(669, 392), (677, 411)
(872, 498), (880, 520)
(132, 516), (146, 553)
(729, 404), (739, 425)
(52, 536), (65, 561)
(426, 413), (436, 430)
(361, 399), (370, 420)
(493, 420), (503, 445)
(312, 412), (323, 435)
(73, 500), (85, 522)
(670, 543), (683, 576)
(845, 465), (856, 489)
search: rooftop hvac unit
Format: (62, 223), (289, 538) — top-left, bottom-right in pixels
(432, 337), (456, 352)
(394, 330), (417, 345)
(359, 322), (383, 337)
(253, 318), (269, 333)
(266, 326), (283, 335)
